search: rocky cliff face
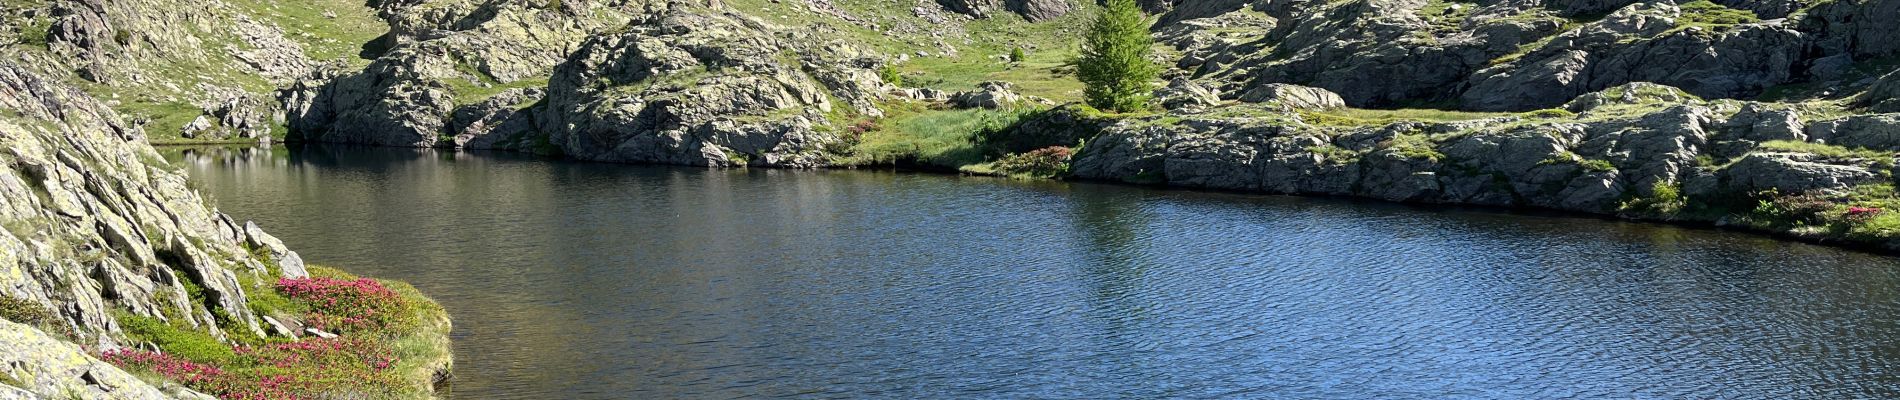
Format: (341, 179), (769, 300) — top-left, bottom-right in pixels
(0, 64), (308, 397)
(282, 0), (647, 148)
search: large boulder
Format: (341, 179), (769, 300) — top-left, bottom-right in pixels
(1155, 78), (1223, 110)
(1808, 114), (1900, 150)
(1236, 83), (1345, 110)
(952, 81), (1026, 109)
(1720, 153), (1881, 194)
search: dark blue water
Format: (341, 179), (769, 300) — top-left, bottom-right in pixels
(168, 145), (1900, 399)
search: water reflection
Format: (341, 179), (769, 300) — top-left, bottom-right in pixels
(164, 144), (1900, 399)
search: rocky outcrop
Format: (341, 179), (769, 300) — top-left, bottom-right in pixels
(936, 0), (1074, 21)
(0, 320), (214, 399)
(1462, 3), (1803, 111)
(1071, 87), (1888, 215)
(1867, 71), (1900, 112)
(537, 7), (891, 167)
(1158, 0), (1894, 112)
(0, 64), (319, 396)
(283, 0), (642, 148)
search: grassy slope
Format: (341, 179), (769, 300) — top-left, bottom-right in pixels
(40, 0), (387, 144)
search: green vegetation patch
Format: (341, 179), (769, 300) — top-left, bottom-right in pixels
(1678, 0), (1760, 28)
(836, 102), (1040, 168)
(1757, 140), (1895, 166)
(225, 0), (388, 64)
(106, 266), (450, 399)
(0, 295), (56, 328)
(1376, 133), (1445, 161)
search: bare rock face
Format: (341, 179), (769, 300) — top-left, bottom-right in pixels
(538, 8), (891, 167)
(1156, 0), (1893, 113)
(1868, 71), (1900, 113)
(1461, 2), (1804, 111)
(0, 64), (308, 397)
(283, 0), (643, 148)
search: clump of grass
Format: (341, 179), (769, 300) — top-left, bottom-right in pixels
(0, 295), (54, 326)
(16, 16), (51, 48)
(1376, 133), (1445, 161)
(1757, 140), (1893, 160)
(1579, 159), (1617, 172)
(840, 102), (1038, 167)
(879, 64), (902, 86)
(1678, 0), (1759, 27)
(1619, 180), (1687, 216)
(118, 313), (242, 364)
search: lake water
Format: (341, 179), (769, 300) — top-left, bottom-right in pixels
(167, 145), (1900, 399)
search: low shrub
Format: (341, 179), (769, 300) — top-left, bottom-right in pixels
(992, 146), (1074, 177)
(104, 337), (400, 399)
(878, 64), (902, 86)
(0, 295), (53, 325)
(275, 277), (412, 333)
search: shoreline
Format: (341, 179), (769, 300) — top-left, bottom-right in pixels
(177, 141), (1900, 257)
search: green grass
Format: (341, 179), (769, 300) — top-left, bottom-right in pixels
(900, 48), (1085, 102)
(1376, 133), (1445, 161)
(837, 102), (1038, 167)
(117, 312), (242, 364)
(1416, 0), (1476, 35)
(1487, 13), (1585, 66)
(15, 15), (51, 47)
(226, 0), (388, 64)
(1757, 140), (1894, 161)
(1677, 0), (1760, 28)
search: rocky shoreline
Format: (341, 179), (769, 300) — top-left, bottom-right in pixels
(0, 63), (451, 398)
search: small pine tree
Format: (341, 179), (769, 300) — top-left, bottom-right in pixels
(879, 64), (903, 87)
(1076, 0), (1159, 113)
(1010, 47), (1027, 63)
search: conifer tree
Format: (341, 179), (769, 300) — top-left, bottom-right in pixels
(1076, 0), (1159, 112)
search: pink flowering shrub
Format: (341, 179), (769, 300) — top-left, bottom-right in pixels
(104, 337), (400, 400)
(993, 146), (1075, 177)
(275, 277), (410, 333)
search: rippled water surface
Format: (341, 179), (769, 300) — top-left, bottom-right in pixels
(166, 145), (1900, 399)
